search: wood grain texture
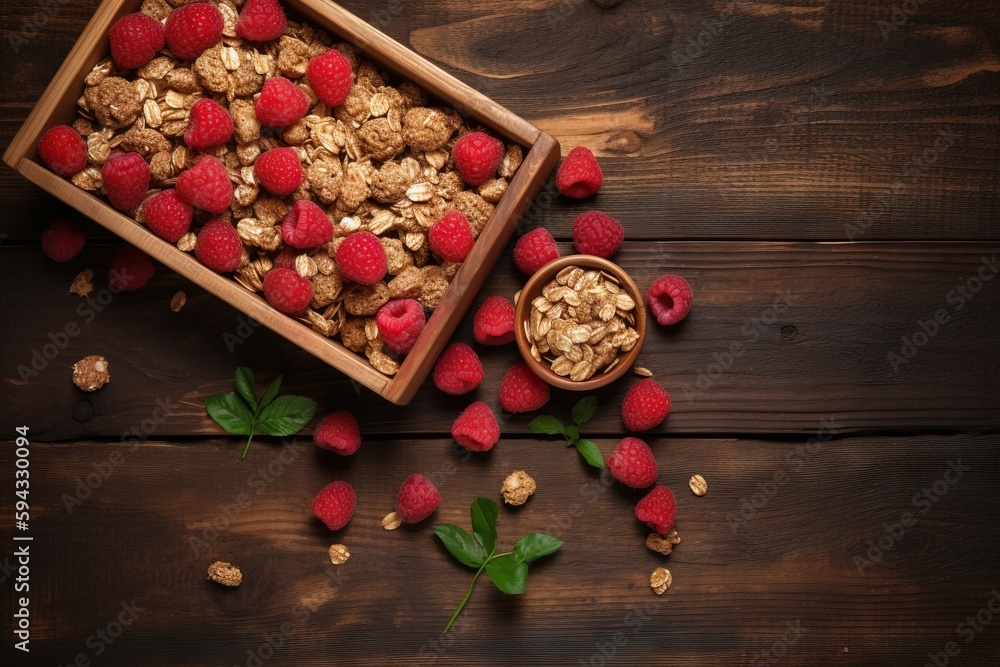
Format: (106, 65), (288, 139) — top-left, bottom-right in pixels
(1, 434), (998, 665)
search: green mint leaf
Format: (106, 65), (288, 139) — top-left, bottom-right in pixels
(574, 439), (605, 469)
(571, 396), (598, 426)
(470, 497), (499, 554)
(527, 415), (565, 436)
(205, 392), (254, 436)
(257, 374), (283, 412)
(513, 534), (564, 563)
(256, 395), (316, 436)
(485, 554), (528, 594)
(564, 425), (580, 442)
(433, 525), (487, 568)
(234, 367), (257, 412)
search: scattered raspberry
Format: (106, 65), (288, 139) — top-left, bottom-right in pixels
(254, 76), (310, 127)
(376, 299), (426, 354)
(236, 0), (287, 42)
(164, 3), (224, 61)
(141, 189), (193, 243)
(109, 13), (165, 69)
(312, 480), (356, 531)
(473, 296), (515, 345)
(621, 378), (671, 431)
(308, 49), (353, 108)
(41, 219), (85, 262)
(452, 131), (504, 187)
(635, 485), (677, 535)
(263, 267), (313, 313)
(108, 245), (154, 291)
(37, 125), (87, 177)
(335, 231), (387, 285)
(254, 147), (304, 196)
(195, 218), (243, 273)
(608, 437), (658, 489)
(647, 274), (693, 326)
(184, 98), (234, 150)
(512, 227), (559, 275)
(433, 343), (484, 395)
(177, 155), (233, 213)
(499, 362), (550, 413)
(280, 199), (333, 248)
(313, 410), (361, 456)
(428, 211), (474, 263)
(395, 473), (441, 524)
(556, 146), (603, 198)
(102, 152), (151, 211)
(572, 210), (623, 258)
(451, 401), (500, 452)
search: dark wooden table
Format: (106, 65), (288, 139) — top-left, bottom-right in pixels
(3, 1), (1000, 665)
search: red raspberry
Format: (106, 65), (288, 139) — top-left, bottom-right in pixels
(254, 147), (304, 196)
(433, 343), (484, 395)
(452, 132), (504, 187)
(109, 13), (165, 69)
(313, 410), (361, 456)
(254, 76), (310, 127)
(37, 125), (87, 177)
(621, 378), (671, 431)
(335, 231), (387, 285)
(311, 480), (355, 530)
(141, 189), (193, 243)
(499, 362), (550, 413)
(428, 211), (474, 263)
(41, 219), (85, 262)
(473, 295), (515, 345)
(164, 3), (223, 61)
(176, 155), (233, 213)
(451, 401), (500, 452)
(635, 485), (677, 535)
(263, 267), (313, 314)
(236, 0), (287, 42)
(395, 473), (441, 524)
(280, 200), (333, 249)
(307, 49), (353, 107)
(102, 152), (151, 211)
(108, 245), (154, 291)
(572, 210), (623, 258)
(556, 146), (603, 198)
(376, 299), (426, 354)
(512, 227), (559, 275)
(184, 98), (234, 150)
(647, 274), (693, 326)
(272, 246), (298, 270)
(195, 218), (243, 273)
(608, 437), (658, 489)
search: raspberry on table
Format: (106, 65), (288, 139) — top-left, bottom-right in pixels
(176, 155), (233, 214)
(312, 480), (356, 531)
(254, 76), (310, 127)
(195, 218), (243, 273)
(621, 378), (671, 431)
(428, 211), (475, 263)
(164, 3), (224, 61)
(254, 147), (304, 196)
(608, 437), (658, 489)
(395, 473), (441, 524)
(451, 401), (500, 452)
(109, 13), (164, 70)
(280, 200), (333, 249)
(37, 125), (87, 178)
(452, 131), (505, 187)
(513, 227), (559, 275)
(41, 219), (85, 262)
(557, 146), (603, 198)
(473, 295), (515, 345)
(184, 98), (234, 150)
(109, 245), (154, 291)
(335, 231), (387, 285)
(141, 189), (193, 243)
(499, 362), (550, 413)
(308, 49), (353, 108)
(647, 274), (693, 326)
(102, 151), (151, 211)
(376, 299), (426, 354)
(572, 210), (623, 258)
(313, 410), (361, 456)
(262, 267), (313, 314)
(635, 485), (677, 535)
(433, 343), (484, 395)
(236, 0), (287, 42)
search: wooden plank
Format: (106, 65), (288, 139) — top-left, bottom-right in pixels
(2, 433), (997, 665)
(2, 241), (998, 439)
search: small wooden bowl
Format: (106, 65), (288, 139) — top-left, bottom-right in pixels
(514, 255), (647, 391)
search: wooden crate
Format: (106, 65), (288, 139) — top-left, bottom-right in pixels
(3, 0), (560, 404)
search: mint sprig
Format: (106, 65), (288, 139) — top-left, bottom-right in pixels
(433, 498), (562, 633)
(528, 396), (604, 468)
(205, 367), (316, 460)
